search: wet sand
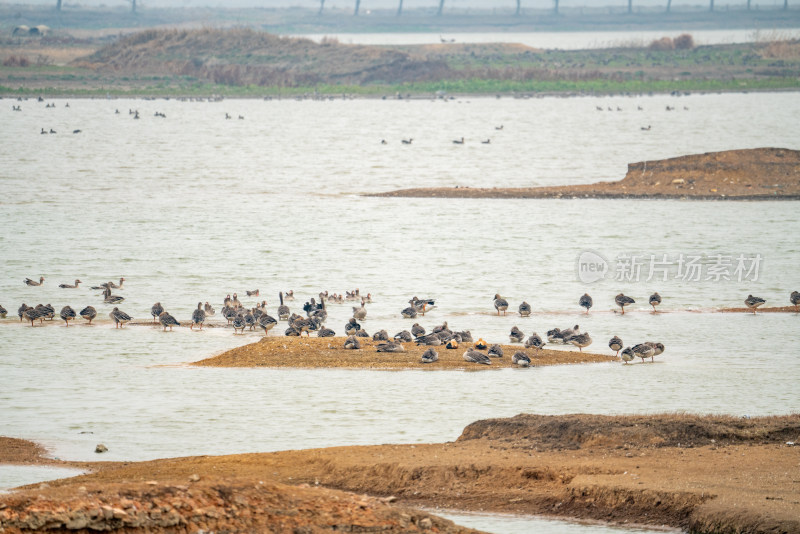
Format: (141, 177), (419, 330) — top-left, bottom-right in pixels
(193, 336), (617, 370)
(2, 414), (798, 533)
(372, 148), (800, 200)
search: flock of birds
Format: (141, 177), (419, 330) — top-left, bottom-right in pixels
(6, 277), (798, 368)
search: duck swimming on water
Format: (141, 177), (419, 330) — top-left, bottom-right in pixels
(59, 279), (81, 289)
(24, 277), (45, 287)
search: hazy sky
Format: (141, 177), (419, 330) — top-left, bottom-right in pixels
(6, 0), (779, 9)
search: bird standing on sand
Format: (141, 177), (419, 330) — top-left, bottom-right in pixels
(24, 277), (45, 286)
(615, 293), (635, 314)
(159, 311), (180, 332)
(80, 306), (97, 324)
(567, 332), (592, 352)
(59, 305), (76, 326)
(525, 333), (545, 350)
(744, 294), (766, 314)
(59, 279), (81, 289)
(512, 352), (531, 367)
(493, 294), (509, 315)
(278, 292), (290, 320)
(109, 307), (132, 328)
(791, 291), (800, 312)
(518, 301), (532, 317)
(649, 292), (662, 312)
(191, 302), (206, 330)
(579, 293), (593, 314)
(608, 335), (623, 356)
(151, 302), (164, 323)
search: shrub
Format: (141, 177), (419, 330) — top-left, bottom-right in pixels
(648, 37), (675, 51)
(674, 34), (695, 50)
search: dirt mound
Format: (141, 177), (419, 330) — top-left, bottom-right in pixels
(374, 148), (800, 199)
(457, 413), (800, 449)
(76, 28), (451, 87)
(0, 478), (481, 534)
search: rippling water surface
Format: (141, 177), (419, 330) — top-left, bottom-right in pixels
(1, 92), (798, 533)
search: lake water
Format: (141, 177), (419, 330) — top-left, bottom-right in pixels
(296, 28), (800, 49)
(0, 92), (798, 533)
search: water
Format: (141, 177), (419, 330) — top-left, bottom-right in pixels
(296, 28), (800, 49)
(1, 92), (798, 533)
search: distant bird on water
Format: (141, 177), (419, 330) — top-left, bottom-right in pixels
(649, 292), (662, 312)
(59, 279), (81, 289)
(0, 304), (6, 319)
(493, 294), (509, 316)
(24, 277), (45, 286)
(791, 291), (800, 312)
(744, 294), (766, 314)
(579, 293), (593, 314)
(108, 277), (125, 289)
(615, 293), (635, 314)
(518, 301), (531, 317)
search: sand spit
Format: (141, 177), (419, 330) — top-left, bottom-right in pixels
(3, 414), (799, 533)
(193, 336), (617, 369)
(372, 148), (800, 200)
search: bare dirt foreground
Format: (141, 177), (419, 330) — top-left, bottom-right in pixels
(373, 148), (800, 200)
(2, 414), (799, 534)
(193, 336), (616, 370)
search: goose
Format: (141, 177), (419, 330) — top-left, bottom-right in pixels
(232, 293), (241, 308)
(23, 307), (43, 326)
(615, 293), (635, 314)
(90, 282), (110, 290)
(159, 310), (180, 332)
(546, 328), (561, 343)
(151, 302), (164, 323)
(18, 303), (29, 321)
(372, 329), (389, 341)
(38, 304), (55, 320)
(291, 315), (313, 336)
(376, 342), (405, 353)
(232, 314), (246, 334)
(488, 344), (504, 358)
(401, 306), (417, 319)
(109, 307), (132, 328)
(246, 289), (259, 297)
(259, 313), (278, 335)
(409, 296), (436, 315)
(343, 335), (361, 350)
(245, 310), (257, 331)
(791, 291), (800, 312)
(59, 279), (82, 289)
(411, 323), (426, 338)
(345, 318), (361, 336)
(558, 324), (579, 343)
(401, 138), (413, 144)
(458, 331), (473, 343)
(285, 326), (301, 336)
(394, 330), (413, 342)
(744, 294), (765, 314)
(645, 342), (665, 361)
(103, 287), (124, 304)
(649, 292), (661, 312)
(80, 305), (97, 324)
(608, 336), (623, 356)
(493, 294), (509, 315)
(452, 137), (465, 144)
(518, 301), (532, 317)
(481, 139), (491, 144)
(204, 302), (216, 316)
(284, 290), (295, 301)
(108, 277), (125, 289)
(525, 333), (545, 350)
(222, 306), (238, 325)
(421, 348), (439, 363)
(494, 124), (503, 129)
(59, 305), (76, 326)
(352, 299), (367, 321)
(620, 347), (635, 364)
(24, 277), (45, 286)
(463, 348), (491, 365)
(632, 343), (655, 362)
(509, 326), (525, 343)
(191, 302), (206, 330)
(579, 293), (593, 314)
(224, 294), (232, 307)
(566, 332), (592, 352)
(0, 304), (6, 319)
(432, 321), (450, 335)
(355, 329), (370, 338)
(278, 292), (290, 320)
(318, 326), (336, 337)
(512, 351), (531, 367)
(415, 333), (442, 346)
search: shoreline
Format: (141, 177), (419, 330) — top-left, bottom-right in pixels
(2, 413), (798, 533)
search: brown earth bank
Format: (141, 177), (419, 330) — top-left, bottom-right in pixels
(719, 305), (799, 313)
(2, 414), (799, 533)
(193, 336), (616, 370)
(373, 148), (800, 200)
